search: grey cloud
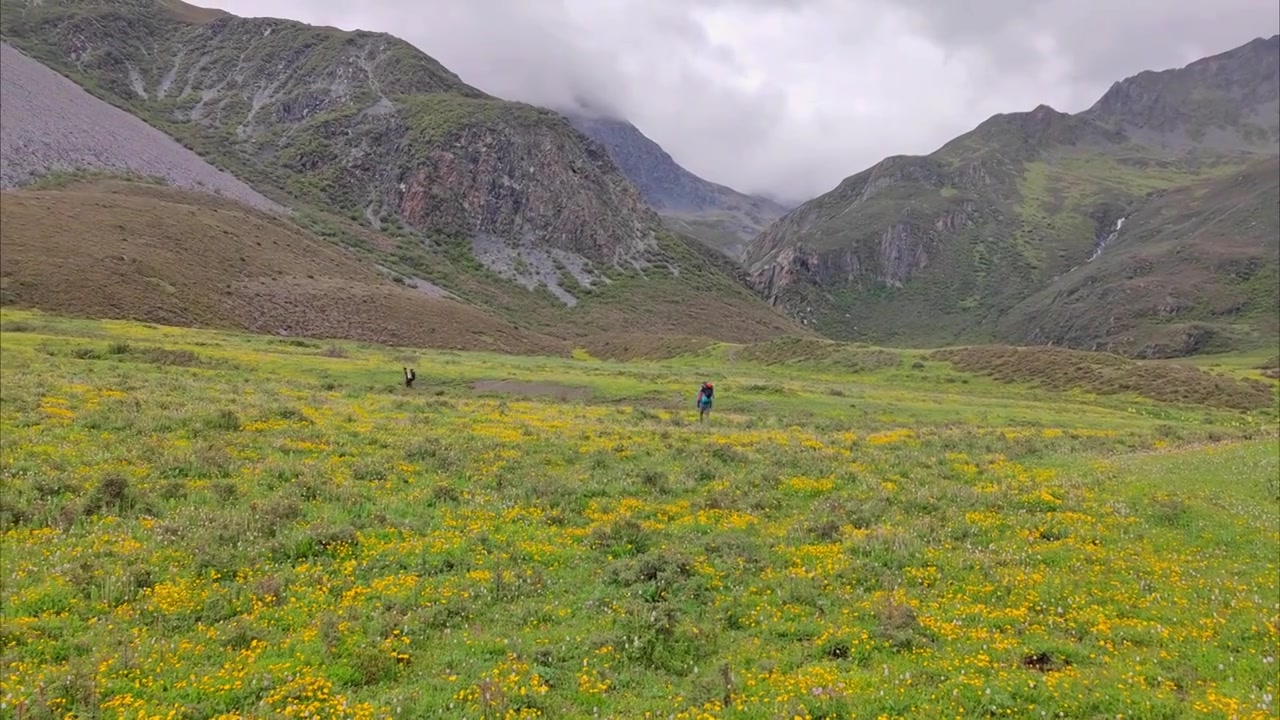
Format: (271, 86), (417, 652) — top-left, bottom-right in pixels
(894, 0), (1278, 86)
(201, 0), (1278, 202)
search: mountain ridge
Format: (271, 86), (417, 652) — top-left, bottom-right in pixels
(743, 33), (1280, 356)
(564, 112), (791, 259)
(1083, 34), (1280, 153)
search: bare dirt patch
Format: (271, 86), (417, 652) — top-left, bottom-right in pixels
(1021, 652), (1071, 673)
(579, 333), (716, 362)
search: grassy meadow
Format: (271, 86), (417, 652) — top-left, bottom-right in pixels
(1, 309), (1277, 719)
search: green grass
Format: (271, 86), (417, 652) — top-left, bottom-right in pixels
(20, 168), (171, 190)
(399, 95), (554, 148)
(932, 345), (1278, 411)
(2, 309), (1277, 718)
(1169, 347), (1280, 381)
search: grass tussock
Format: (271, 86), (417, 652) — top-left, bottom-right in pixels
(39, 340), (214, 368)
(737, 336), (904, 372)
(1258, 354), (1280, 380)
(578, 334), (717, 362)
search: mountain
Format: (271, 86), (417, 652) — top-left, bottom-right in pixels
(0, 39), (563, 353)
(0, 0), (801, 346)
(565, 112), (790, 259)
(744, 35), (1280, 356)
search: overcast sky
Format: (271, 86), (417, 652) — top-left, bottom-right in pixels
(202, 0), (1278, 203)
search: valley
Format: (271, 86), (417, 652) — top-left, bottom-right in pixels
(0, 2), (1276, 717)
(1, 0), (1275, 359)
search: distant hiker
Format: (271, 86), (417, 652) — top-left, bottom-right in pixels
(404, 367), (416, 388)
(696, 381), (714, 422)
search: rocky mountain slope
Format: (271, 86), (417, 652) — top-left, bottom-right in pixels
(745, 35), (1280, 356)
(0, 41), (280, 212)
(0, 0), (800, 345)
(1083, 35), (1280, 154)
(566, 112), (790, 259)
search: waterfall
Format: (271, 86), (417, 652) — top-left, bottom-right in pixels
(1088, 216), (1125, 262)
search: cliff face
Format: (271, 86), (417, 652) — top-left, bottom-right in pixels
(272, 96), (657, 268)
(744, 154), (985, 312)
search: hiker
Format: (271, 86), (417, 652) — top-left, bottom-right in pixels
(403, 367), (416, 388)
(696, 381), (714, 422)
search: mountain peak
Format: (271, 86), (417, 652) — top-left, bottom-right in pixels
(939, 102), (1118, 159)
(1243, 33), (1280, 52)
(562, 113), (689, 211)
(1082, 33), (1280, 152)
(563, 110), (790, 257)
(562, 94), (624, 121)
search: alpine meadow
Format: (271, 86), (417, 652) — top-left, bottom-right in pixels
(1, 0), (1278, 719)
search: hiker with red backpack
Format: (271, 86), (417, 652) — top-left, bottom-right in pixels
(696, 381), (714, 422)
